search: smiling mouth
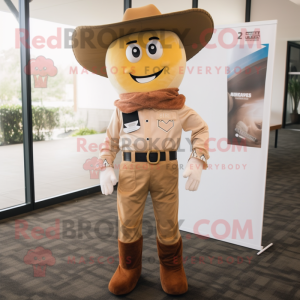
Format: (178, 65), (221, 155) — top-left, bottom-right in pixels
(130, 67), (165, 84)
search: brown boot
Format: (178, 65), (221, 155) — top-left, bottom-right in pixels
(108, 236), (143, 295)
(157, 237), (188, 295)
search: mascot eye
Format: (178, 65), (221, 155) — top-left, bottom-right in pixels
(126, 43), (142, 63)
(146, 40), (163, 59)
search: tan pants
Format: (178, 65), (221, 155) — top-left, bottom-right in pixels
(117, 156), (180, 245)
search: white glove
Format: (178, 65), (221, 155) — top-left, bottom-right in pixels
(183, 158), (203, 191)
(100, 167), (117, 195)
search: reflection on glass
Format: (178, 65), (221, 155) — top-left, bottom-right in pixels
(28, 15), (120, 201)
(286, 47), (300, 125)
(0, 6), (25, 210)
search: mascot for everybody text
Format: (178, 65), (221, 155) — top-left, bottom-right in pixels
(73, 4), (213, 295)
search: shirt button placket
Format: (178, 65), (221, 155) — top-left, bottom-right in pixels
(145, 115), (150, 148)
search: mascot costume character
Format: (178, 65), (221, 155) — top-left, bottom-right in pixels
(72, 4), (213, 295)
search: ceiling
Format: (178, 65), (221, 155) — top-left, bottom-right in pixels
(290, 0), (300, 5)
(0, 0), (124, 26)
(0, 0), (196, 26)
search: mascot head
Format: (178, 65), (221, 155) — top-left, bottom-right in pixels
(72, 4), (213, 94)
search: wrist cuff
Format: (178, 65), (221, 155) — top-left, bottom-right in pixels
(190, 149), (209, 170)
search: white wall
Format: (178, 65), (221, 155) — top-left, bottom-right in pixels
(198, 0), (246, 25)
(132, 0), (191, 12)
(251, 0), (300, 125)
(0, 0), (124, 26)
(132, 0), (245, 25)
(3, 0), (244, 27)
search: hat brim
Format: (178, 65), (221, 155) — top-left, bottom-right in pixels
(72, 8), (214, 77)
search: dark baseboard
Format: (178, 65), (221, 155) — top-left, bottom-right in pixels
(0, 183), (118, 221)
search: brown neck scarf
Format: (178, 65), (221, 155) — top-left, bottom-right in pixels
(114, 88), (185, 113)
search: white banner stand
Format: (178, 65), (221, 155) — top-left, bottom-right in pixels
(178, 20), (277, 251)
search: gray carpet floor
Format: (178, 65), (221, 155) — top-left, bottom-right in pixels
(0, 128), (300, 300)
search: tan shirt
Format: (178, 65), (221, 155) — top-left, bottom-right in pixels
(99, 105), (209, 169)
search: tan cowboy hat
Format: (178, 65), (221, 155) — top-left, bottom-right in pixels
(72, 4), (214, 77)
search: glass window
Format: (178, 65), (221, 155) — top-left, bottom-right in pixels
(286, 45), (300, 125)
(29, 1), (122, 201)
(0, 2), (26, 209)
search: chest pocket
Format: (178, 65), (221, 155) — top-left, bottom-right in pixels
(156, 111), (176, 133)
(122, 111), (140, 133)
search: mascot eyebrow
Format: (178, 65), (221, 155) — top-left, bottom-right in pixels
(126, 36), (160, 45)
(126, 40), (137, 45)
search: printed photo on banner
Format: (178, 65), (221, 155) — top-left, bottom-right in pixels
(227, 43), (269, 148)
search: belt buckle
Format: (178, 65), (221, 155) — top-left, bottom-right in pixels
(146, 150), (160, 165)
